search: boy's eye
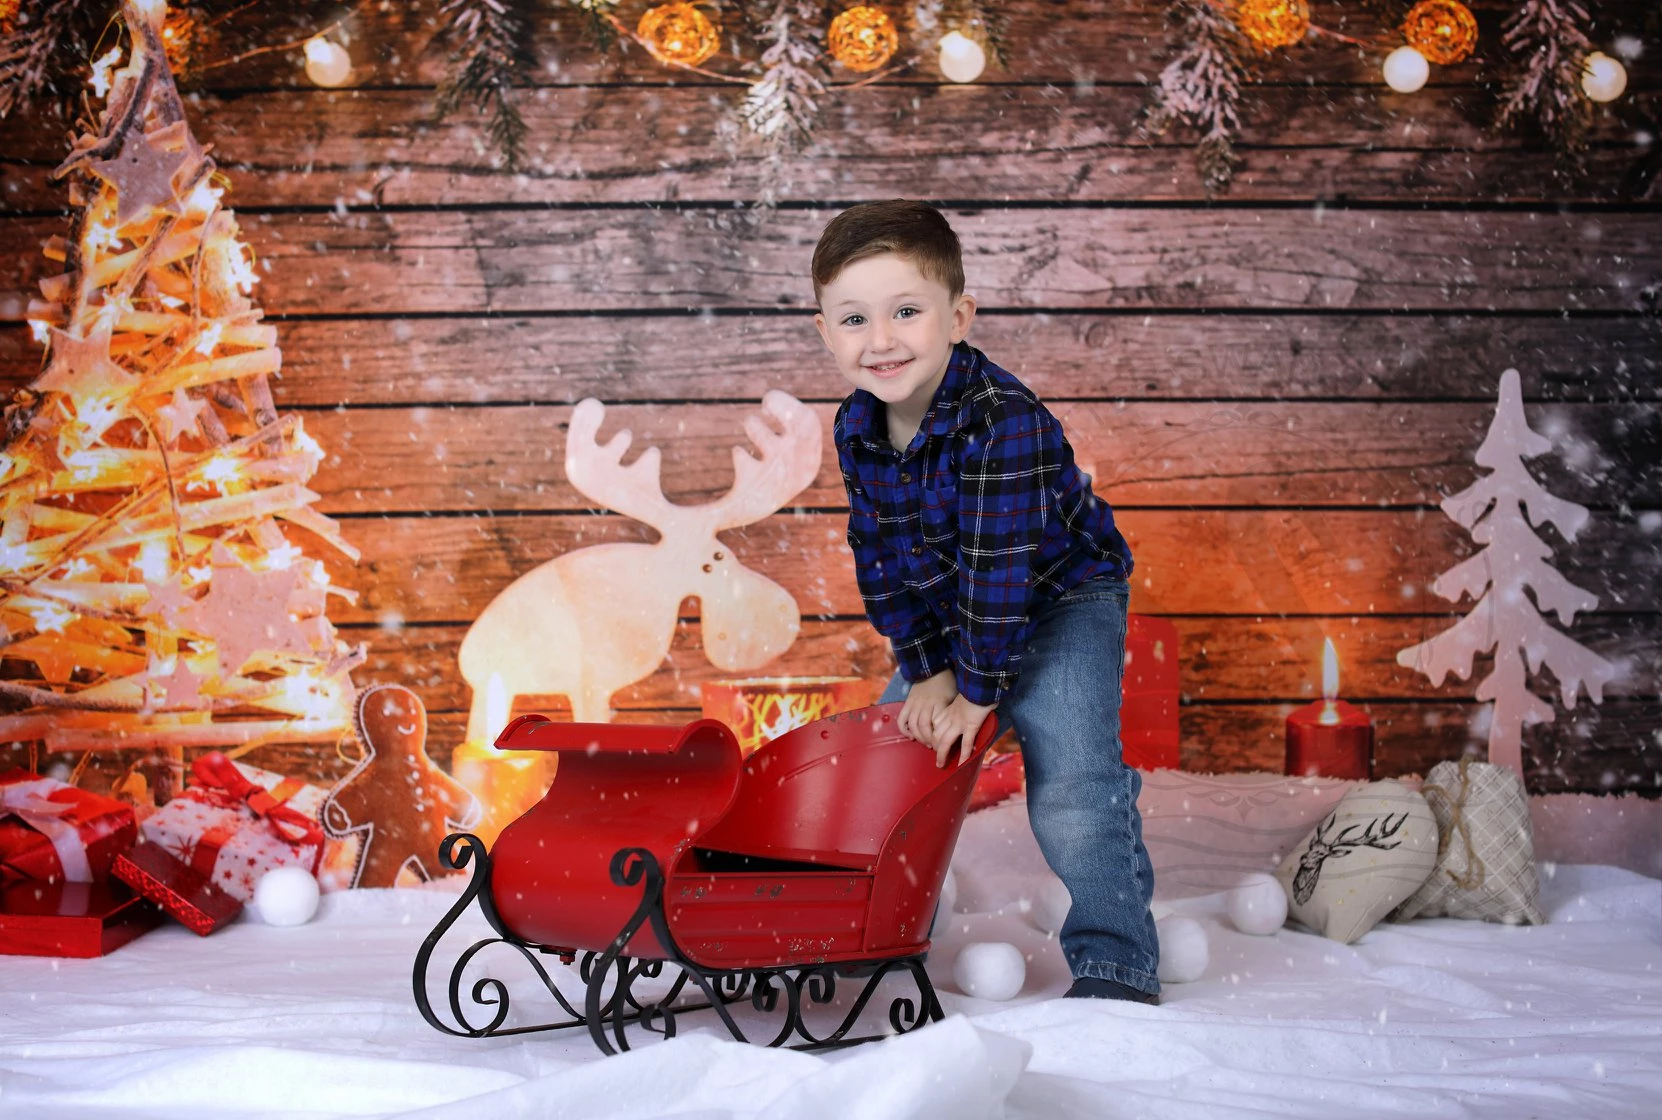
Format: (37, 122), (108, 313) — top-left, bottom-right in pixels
(896, 307), (917, 318)
(843, 315), (863, 326)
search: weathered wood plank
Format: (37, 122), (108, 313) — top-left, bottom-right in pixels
(4, 314), (1658, 405)
(9, 695), (1648, 797)
(309, 510), (1658, 624)
(213, 702), (1650, 796)
(287, 400), (1659, 513)
(5, 209), (1655, 315)
(1182, 700), (1662, 795)
(348, 611), (1661, 714)
(52, 0), (1654, 92)
(3, 85), (1651, 209)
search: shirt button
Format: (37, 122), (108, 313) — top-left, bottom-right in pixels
(900, 472), (912, 483)
(911, 546), (923, 556)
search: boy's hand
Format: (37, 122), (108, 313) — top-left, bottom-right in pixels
(931, 695), (996, 769)
(898, 669), (957, 745)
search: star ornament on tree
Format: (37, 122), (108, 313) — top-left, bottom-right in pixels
(89, 120), (202, 230)
(143, 653), (207, 711)
(34, 309), (140, 402)
(180, 550), (319, 676)
(154, 388), (211, 447)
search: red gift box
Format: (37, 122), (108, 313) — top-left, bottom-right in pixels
(0, 877), (162, 957)
(113, 841), (244, 936)
(140, 753), (324, 902)
(0, 769), (137, 885)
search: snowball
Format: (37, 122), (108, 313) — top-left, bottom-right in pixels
(930, 869), (959, 937)
(952, 941), (1026, 1001)
(1227, 873), (1289, 936)
(1031, 877), (1071, 935)
(1156, 916), (1209, 983)
(252, 866), (321, 927)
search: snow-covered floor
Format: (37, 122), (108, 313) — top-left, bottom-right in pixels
(3, 800), (1659, 1119)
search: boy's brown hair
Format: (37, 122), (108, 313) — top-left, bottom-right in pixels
(811, 199), (964, 307)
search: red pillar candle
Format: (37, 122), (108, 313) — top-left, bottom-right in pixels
(1285, 639), (1374, 780)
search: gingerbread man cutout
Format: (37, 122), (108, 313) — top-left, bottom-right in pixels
(321, 684), (481, 888)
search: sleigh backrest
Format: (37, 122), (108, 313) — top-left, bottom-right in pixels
(487, 715), (745, 956)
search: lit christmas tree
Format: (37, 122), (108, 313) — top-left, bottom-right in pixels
(0, 0), (361, 773)
(1396, 368), (1616, 777)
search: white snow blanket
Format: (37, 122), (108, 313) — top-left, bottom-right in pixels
(2, 798), (1658, 1119)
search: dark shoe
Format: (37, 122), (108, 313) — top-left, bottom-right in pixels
(1064, 976), (1159, 1004)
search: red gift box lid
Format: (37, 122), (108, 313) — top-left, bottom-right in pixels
(0, 878), (162, 958)
(113, 841), (243, 937)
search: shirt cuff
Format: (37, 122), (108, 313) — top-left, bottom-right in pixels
(893, 631), (953, 685)
(954, 660), (1010, 707)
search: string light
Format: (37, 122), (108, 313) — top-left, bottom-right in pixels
(89, 46), (124, 98)
(1383, 45), (1430, 94)
(28, 601), (78, 635)
(194, 320), (225, 355)
(304, 36), (352, 87)
(1581, 51), (1628, 103)
(938, 30), (986, 83)
(196, 453), (243, 494)
(224, 238), (259, 293)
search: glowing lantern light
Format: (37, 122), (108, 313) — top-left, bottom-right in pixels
(828, 6), (900, 73)
(450, 672), (553, 849)
(637, 2), (721, 68)
(700, 676), (870, 756)
(1401, 0), (1477, 66)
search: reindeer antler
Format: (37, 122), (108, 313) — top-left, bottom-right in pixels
(563, 399), (677, 528)
(709, 390), (823, 531)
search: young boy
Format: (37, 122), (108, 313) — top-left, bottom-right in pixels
(813, 199), (1161, 1003)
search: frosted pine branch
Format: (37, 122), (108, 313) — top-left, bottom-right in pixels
(435, 0), (530, 171)
(1495, 0), (1595, 163)
(740, 0), (826, 145)
(0, 0), (97, 119)
(1144, 0), (1249, 195)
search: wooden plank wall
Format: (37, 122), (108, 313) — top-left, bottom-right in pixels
(2, 0), (1658, 796)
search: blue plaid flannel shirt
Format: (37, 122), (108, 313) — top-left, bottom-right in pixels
(833, 341), (1134, 707)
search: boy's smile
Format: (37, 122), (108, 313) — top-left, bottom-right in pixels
(814, 253), (976, 446)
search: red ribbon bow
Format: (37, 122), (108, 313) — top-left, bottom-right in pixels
(190, 752), (324, 857)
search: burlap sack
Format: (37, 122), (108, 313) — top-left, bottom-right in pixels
(1392, 758), (1544, 926)
(1275, 779), (1437, 944)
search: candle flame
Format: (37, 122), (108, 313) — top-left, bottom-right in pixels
(1319, 637), (1341, 724)
(484, 672), (510, 746)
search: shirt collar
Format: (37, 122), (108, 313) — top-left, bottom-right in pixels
(844, 341), (979, 450)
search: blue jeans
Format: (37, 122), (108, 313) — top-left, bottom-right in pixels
(879, 575), (1161, 995)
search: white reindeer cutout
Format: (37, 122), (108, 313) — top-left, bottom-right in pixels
(459, 390), (823, 736)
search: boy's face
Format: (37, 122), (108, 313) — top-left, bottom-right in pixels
(813, 252), (977, 419)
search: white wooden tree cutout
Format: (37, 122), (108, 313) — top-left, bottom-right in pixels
(458, 391), (823, 736)
(1396, 369), (1616, 776)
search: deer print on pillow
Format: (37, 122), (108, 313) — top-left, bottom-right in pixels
(1275, 779), (1438, 944)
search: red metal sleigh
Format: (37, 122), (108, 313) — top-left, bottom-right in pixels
(413, 703), (997, 1053)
